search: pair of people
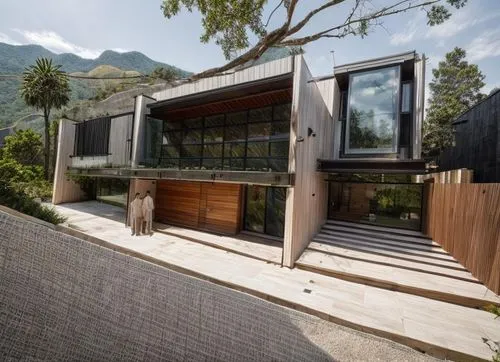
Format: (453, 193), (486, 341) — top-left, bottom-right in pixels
(129, 191), (155, 236)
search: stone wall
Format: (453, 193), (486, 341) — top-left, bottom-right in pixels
(0, 210), (331, 361)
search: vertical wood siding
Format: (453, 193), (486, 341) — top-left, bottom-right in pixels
(283, 56), (333, 267)
(52, 120), (86, 204)
(152, 58), (293, 102)
(424, 183), (500, 294)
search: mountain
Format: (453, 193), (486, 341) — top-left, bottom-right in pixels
(0, 43), (191, 128)
(0, 43), (190, 75)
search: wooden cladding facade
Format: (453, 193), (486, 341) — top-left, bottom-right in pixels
(423, 183), (500, 294)
(155, 180), (242, 235)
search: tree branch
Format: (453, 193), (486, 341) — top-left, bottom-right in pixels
(287, 0), (347, 36)
(188, 0), (444, 80)
(280, 0), (439, 46)
(265, 0), (284, 27)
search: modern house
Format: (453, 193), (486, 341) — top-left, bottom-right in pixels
(53, 51), (426, 267)
(437, 88), (500, 182)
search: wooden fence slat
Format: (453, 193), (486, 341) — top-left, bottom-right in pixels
(424, 183), (500, 295)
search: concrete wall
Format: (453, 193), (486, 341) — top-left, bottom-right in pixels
(0, 210), (331, 361)
(283, 56), (333, 267)
(52, 120), (86, 205)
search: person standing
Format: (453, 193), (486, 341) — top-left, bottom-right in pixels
(142, 190), (155, 235)
(130, 193), (143, 236)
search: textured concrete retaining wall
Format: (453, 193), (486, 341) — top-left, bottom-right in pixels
(0, 210), (331, 361)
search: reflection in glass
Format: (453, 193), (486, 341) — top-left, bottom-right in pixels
(244, 186), (286, 237)
(245, 185), (266, 233)
(97, 178), (129, 208)
(266, 188), (286, 237)
(346, 66), (400, 154)
(159, 103), (291, 171)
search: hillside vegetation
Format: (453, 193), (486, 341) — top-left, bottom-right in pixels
(0, 43), (190, 127)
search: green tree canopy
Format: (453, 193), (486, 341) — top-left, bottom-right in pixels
(20, 58), (70, 180)
(162, 0), (468, 79)
(2, 129), (43, 166)
(423, 47), (486, 157)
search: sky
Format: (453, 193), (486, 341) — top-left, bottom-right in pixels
(1, 0), (500, 98)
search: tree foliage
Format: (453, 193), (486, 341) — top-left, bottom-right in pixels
(20, 58), (70, 180)
(423, 47), (486, 157)
(162, 0), (468, 79)
(2, 129), (43, 165)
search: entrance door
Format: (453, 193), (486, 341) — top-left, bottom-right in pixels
(155, 180), (242, 234)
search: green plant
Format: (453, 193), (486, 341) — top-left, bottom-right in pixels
(0, 182), (65, 224)
(2, 128), (43, 165)
(483, 305), (500, 362)
(20, 57), (71, 180)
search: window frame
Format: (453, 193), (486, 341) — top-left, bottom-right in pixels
(158, 102), (291, 172)
(344, 65), (401, 156)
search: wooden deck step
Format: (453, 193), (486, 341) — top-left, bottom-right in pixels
(307, 242), (474, 280)
(296, 249), (500, 308)
(326, 219), (427, 238)
(323, 223), (439, 247)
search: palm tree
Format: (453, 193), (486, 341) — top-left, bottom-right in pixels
(21, 58), (70, 180)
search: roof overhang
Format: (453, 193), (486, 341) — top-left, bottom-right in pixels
(317, 159), (427, 175)
(148, 73), (293, 114)
(334, 51), (416, 75)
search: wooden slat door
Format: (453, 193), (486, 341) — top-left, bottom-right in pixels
(155, 180), (201, 229)
(155, 180), (242, 235)
(199, 183), (242, 234)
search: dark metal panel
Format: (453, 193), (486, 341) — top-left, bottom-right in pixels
(317, 159), (427, 174)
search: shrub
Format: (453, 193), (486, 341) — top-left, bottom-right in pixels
(0, 182), (65, 224)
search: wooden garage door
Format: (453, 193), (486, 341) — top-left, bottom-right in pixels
(156, 180), (242, 234)
(155, 180), (201, 229)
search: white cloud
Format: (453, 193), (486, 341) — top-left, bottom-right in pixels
(12, 29), (102, 59)
(389, 12), (424, 46)
(0, 32), (21, 45)
(466, 29), (500, 62)
(426, 10), (500, 39)
(390, 29), (416, 46)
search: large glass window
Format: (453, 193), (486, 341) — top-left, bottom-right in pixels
(158, 103), (291, 172)
(244, 185), (286, 238)
(345, 66), (400, 154)
(96, 178), (129, 208)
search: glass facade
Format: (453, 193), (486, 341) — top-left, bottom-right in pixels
(244, 185), (286, 238)
(345, 66), (400, 154)
(328, 182), (422, 231)
(156, 103), (291, 172)
(96, 178), (129, 208)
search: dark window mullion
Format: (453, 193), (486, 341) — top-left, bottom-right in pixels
(244, 110), (249, 170)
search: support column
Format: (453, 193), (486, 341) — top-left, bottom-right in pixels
(52, 120), (86, 204)
(131, 95), (156, 168)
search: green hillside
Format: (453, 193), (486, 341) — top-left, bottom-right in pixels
(0, 43), (190, 127)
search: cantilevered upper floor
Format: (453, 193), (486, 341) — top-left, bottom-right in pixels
(316, 51), (426, 174)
